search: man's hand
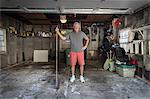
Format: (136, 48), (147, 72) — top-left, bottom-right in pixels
(55, 26), (59, 33)
(81, 46), (87, 51)
(55, 26), (66, 40)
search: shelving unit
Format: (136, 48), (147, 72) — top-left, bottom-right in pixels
(131, 25), (150, 79)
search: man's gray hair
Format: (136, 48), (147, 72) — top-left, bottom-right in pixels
(73, 22), (81, 27)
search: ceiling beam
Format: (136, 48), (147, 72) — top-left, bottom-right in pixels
(0, 7), (131, 14)
(2, 13), (32, 24)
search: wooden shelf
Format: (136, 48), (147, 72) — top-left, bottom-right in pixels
(132, 40), (144, 43)
(132, 25), (150, 31)
(21, 36), (55, 38)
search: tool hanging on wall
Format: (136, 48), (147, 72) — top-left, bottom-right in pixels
(8, 26), (17, 34)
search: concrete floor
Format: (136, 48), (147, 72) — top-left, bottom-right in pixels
(0, 63), (150, 99)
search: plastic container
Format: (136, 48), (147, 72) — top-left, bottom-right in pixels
(109, 61), (115, 72)
(65, 49), (71, 66)
(115, 64), (136, 77)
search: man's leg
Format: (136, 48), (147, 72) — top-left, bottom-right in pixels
(71, 65), (76, 76)
(70, 52), (77, 82)
(80, 65), (84, 76)
(78, 51), (85, 82)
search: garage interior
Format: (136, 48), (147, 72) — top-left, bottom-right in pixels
(0, 0), (150, 99)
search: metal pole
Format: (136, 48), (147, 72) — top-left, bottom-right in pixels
(55, 33), (58, 88)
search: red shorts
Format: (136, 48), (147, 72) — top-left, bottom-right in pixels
(70, 51), (85, 66)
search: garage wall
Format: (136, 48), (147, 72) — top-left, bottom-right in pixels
(126, 6), (150, 28)
(144, 29), (150, 71)
(124, 5), (150, 80)
(0, 14), (55, 68)
(125, 6), (150, 65)
(23, 37), (55, 61)
(0, 14), (25, 68)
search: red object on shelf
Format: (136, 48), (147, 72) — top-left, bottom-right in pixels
(130, 59), (138, 65)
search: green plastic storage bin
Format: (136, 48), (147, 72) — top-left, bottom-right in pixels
(65, 49), (71, 66)
(115, 64), (136, 77)
(115, 64), (136, 68)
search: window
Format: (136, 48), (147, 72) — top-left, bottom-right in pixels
(0, 28), (6, 52)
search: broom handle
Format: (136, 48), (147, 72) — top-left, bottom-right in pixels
(56, 32), (58, 87)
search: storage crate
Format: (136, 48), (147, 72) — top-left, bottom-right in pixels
(115, 64), (136, 77)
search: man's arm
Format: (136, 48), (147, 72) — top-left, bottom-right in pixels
(82, 38), (90, 50)
(82, 33), (90, 51)
(55, 27), (66, 40)
(85, 37), (90, 47)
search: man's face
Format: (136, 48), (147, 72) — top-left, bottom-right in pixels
(73, 24), (80, 32)
(107, 33), (111, 36)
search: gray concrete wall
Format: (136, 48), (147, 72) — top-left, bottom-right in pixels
(23, 37), (55, 61)
(0, 35), (55, 68)
(0, 31), (24, 68)
(0, 14), (25, 68)
(0, 14), (55, 68)
(17, 37), (23, 63)
(0, 55), (2, 69)
(7, 33), (18, 65)
(144, 29), (150, 71)
(0, 54), (7, 68)
(23, 37), (34, 61)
